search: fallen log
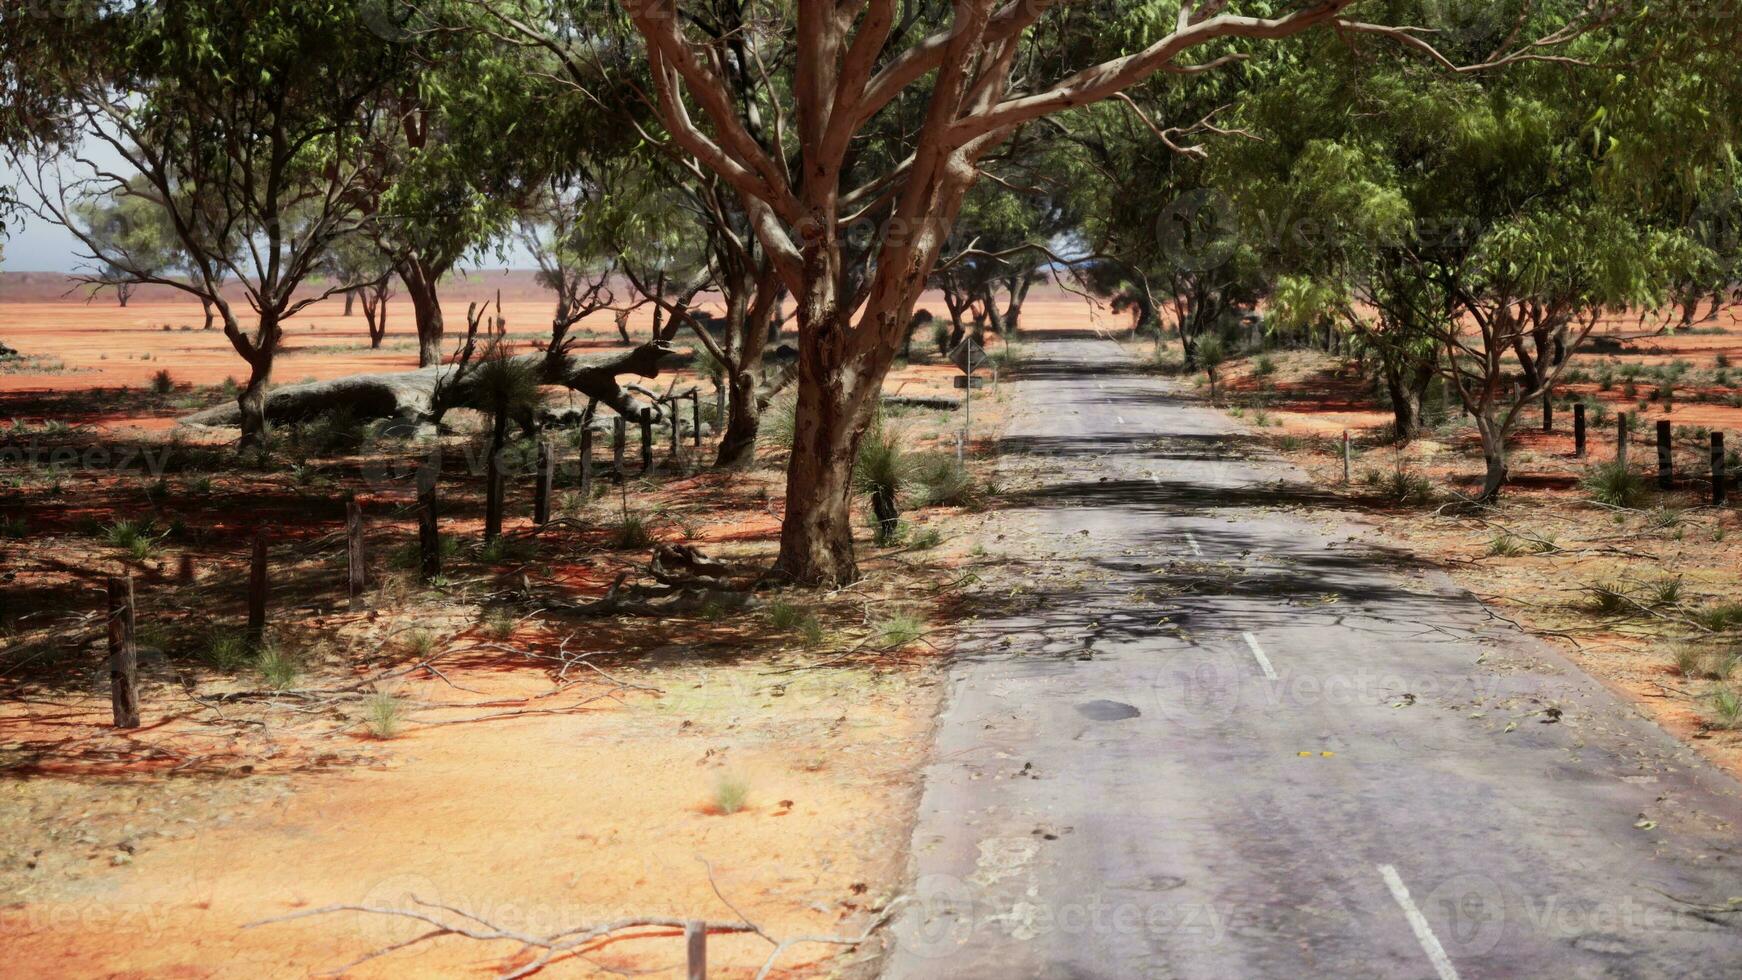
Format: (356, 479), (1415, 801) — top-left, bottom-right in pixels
(180, 342), (679, 430)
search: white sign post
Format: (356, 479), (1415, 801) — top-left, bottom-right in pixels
(949, 338), (987, 463)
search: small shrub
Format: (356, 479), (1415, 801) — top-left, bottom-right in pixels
(1378, 465), (1434, 505)
(1692, 603), (1742, 632)
(610, 512), (654, 550)
(197, 629), (253, 671)
(1583, 581), (1632, 616)
(1647, 507), (1684, 530)
(911, 452), (982, 508)
(1710, 687), (1742, 730)
(1580, 461), (1649, 508)
(907, 526), (944, 550)
(854, 417), (908, 545)
(1675, 644), (1737, 681)
(713, 774), (750, 814)
(479, 608), (518, 641)
(403, 629), (438, 658)
(363, 692), (406, 739)
(1253, 354), (1277, 378)
(760, 393), (798, 450)
(255, 644), (302, 690)
(1486, 533), (1526, 557)
(873, 612), (926, 649)
(479, 535), (538, 564)
(931, 321), (951, 358)
(150, 369), (176, 395)
(1648, 577), (1684, 607)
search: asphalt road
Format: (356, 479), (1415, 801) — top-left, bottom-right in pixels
(883, 334), (1742, 979)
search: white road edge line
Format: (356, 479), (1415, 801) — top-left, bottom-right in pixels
(1378, 864), (1461, 980)
(1241, 632), (1278, 680)
(1184, 531), (1202, 557)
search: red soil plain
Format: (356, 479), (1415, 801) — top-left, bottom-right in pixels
(0, 272), (1024, 978)
(3, 271), (1740, 975)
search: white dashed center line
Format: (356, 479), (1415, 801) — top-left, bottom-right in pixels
(1184, 531), (1202, 557)
(1241, 632), (1277, 680)
(1378, 865), (1461, 980)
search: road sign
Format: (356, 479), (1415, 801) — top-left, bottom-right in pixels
(949, 337), (987, 375)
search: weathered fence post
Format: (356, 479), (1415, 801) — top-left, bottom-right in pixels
(484, 445), (505, 544)
(1657, 420), (1674, 490)
(1573, 403), (1587, 458)
(534, 439), (554, 525)
(1342, 430), (1351, 484)
(691, 391), (702, 448)
(106, 573), (140, 729)
(579, 427), (595, 503)
(685, 920), (706, 980)
(417, 465), (441, 581)
(1616, 412), (1629, 466)
(641, 417), (655, 473)
(1541, 393), (1553, 433)
(247, 529), (268, 648)
(1714, 432), (1728, 507)
(669, 398), (681, 460)
(346, 500), (365, 610)
(612, 416), (627, 481)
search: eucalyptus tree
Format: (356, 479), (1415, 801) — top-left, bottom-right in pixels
(72, 183), (181, 307)
(1224, 1), (1716, 497)
(486, 0), (1611, 582)
(10, 2), (409, 447)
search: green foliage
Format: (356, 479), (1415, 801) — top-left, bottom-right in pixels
(362, 691), (406, 740)
(712, 774), (750, 815)
(911, 453), (984, 508)
(255, 644), (302, 690)
(873, 613), (925, 650)
(1580, 462), (1649, 508)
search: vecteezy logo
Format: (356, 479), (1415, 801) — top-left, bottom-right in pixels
(889, 874), (979, 960)
(1422, 872), (1507, 956)
(358, 0), (419, 41)
(1157, 189), (1239, 273)
(1152, 656), (1246, 725)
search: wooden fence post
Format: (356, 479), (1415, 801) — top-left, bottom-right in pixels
(1616, 412), (1629, 466)
(612, 416), (627, 481)
(685, 921), (706, 980)
(1714, 432), (1728, 507)
(641, 417), (655, 473)
(669, 399), (681, 460)
(106, 574), (140, 728)
(1573, 403), (1586, 458)
(1657, 420), (1673, 490)
(1541, 393), (1553, 433)
(579, 427), (595, 503)
(346, 500), (365, 611)
(247, 529), (268, 648)
(418, 466), (441, 581)
(534, 439), (554, 525)
(1342, 430), (1351, 484)
(691, 391), (702, 448)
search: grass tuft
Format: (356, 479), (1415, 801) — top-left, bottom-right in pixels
(1580, 461), (1649, 508)
(712, 774), (750, 814)
(363, 691), (406, 739)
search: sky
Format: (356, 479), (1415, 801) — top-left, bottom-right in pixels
(1, 144), (536, 274)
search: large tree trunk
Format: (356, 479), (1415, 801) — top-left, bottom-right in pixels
(237, 351), (273, 450)
(344, 292), (355, 317)
(200, 297), (216, 332)
(775, 274), (885, 586)
(400, 260), (445, 368)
